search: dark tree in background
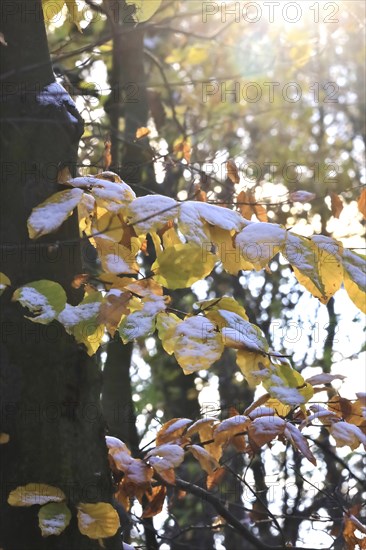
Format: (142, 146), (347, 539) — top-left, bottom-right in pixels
(0, 2), (119, 548)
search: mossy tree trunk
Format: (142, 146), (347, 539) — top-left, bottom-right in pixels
(0, 2), (121, 548)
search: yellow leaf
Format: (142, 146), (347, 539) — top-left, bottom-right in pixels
(358, 188), (366, 219)
(92, 237), (139, 276)
(236, 351), (270, 387)
(342, 250), (366, 314)
(152, 244), (217, 289)
(282, 233), (343, 304)
(57, 291), (104, 356)
(77, 502), (120, 539)
(199, 296), (249, 324)
(156, 312), (182, 355)
(263, 359), (313, 406)
(209, 226), (254, 274)
(235, 222), (286, 270)
(8, 484), (66, 507)
(42, 0), (65, 22)
(173, 316), (224, 374)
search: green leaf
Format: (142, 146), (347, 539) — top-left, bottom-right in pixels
(152, 244), (217, 289)
(0, 272), (11, 296)
(38, 502), (71, 537)
(28, 188), (84, 239)
(12, 281), (67, 324)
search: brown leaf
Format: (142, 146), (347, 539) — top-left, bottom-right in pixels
(236, 190), (253, 220)
(329, 396), (366, 429)
(253, 202), (268, 222)
(330, 192), (344, 218)
(194, 184), (207, 202)
(358, 188), (366, 219)
(104, 139), (112, 171)
(98, 291), (132, 336)
(226, 160), (240, 183)
(156, 418), (192, 446)
(206, 467), (226, 490)
(71, 273), (89, 289)
(57, 166), (72, 184)
(142, 486), (166, 518)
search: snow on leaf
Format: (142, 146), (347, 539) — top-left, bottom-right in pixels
(69, 176), (135, 213)
(178, 201), (246, 246)
(248, 416), (286, 449)
(264, 359), (313, 406)
(118, 294), (166, 343)
(57, 291), (103, 356)
(199, 296), (249, 324)
(126, 195), (178, 235)
(146, 444), (185, 472)
(236, 351), (270, 387)
(329, 421), (366, 450)
(77, 502), (120, 539)
(156, 312), (182, 355)
(28, 188), (84, 239)
(284, 423), (316, 465)
(342, 250), (366, 314)
(172, 315), (224, 374)
(92, 236), (139, 275)
(218, 310), (269, 353)
(152, 243), (217, 290)
(13, 281), (67, 324)
(156, 418), (192, 445)
(8, 484), (66, 507)
(0, 272), (11, 296)
(306, 373), (346, 386)
(188, 444), (220, 474)
(235, 222), (286, 270)
(289, 191), (316, 203)
(38, 502), (71, 537)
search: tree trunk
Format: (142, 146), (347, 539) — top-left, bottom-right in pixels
(0, 2), (120, 548)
